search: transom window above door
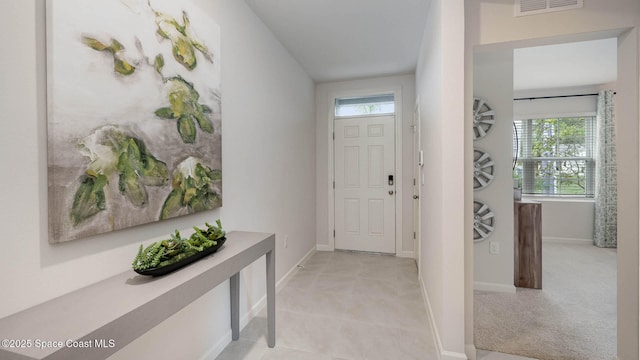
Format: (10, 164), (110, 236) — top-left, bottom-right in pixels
(335, 94), (395, 117)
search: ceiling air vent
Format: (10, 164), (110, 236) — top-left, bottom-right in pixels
(515, 0), (582, 16)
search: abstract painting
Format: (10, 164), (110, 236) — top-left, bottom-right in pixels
(47, 0), (222, 243)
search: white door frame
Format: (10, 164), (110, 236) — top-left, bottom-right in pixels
(325, 86), (403, 254)
(412, 96), (422, 276)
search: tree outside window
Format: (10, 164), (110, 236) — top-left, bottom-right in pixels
(514, 116), (595, 196)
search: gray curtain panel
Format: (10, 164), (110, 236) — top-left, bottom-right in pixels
(593, 90), (617, 248)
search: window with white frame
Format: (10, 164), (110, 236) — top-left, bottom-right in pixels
(334, 94), (395, 117)
(513, 116), (595, 197)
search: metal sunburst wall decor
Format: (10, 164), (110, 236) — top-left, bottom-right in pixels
(472, 97), (495, 140)
(473, 201), (495, 242)
(473, 148), (495, 190)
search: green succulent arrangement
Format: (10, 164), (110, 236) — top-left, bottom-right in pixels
(132, 219), (225, 271)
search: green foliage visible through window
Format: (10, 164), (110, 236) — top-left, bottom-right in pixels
(513, 116), (595, 196)
(335, 94), (395, 117)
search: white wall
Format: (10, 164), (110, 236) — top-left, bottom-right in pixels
(470, 0), (639, 45)
(473, 50), (515, 293)
(0, 0), (316, 359)
(465, 1), (640, 359)
(315, 74), (416, 256)
(416, 0), (467, 358)
(533, 198), (595, 243)
(513, 92), (598, 119)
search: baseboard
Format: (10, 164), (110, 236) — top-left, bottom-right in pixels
(251, 246), (318, 317)
(442, 351), (469, 360)
(419, 276), (469, 360)
(316, 244), (415, 258)
(543, 236), (592, 245)
(419, 276), (443, 360)
(474, 281), (516, 293)
(275, 246), (317, 293)
(200, 245), (317, 360)
(200, 332), (233, 360)
(396, 250), (416, 259)
(316, 244), (333, 251)
(465, 344), (477, 360)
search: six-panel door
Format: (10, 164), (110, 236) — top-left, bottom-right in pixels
(334, 116), (395, 253)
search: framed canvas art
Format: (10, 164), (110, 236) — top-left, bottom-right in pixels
(46, 0), (222, 243)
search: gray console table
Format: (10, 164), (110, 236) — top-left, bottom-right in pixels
(0, 231), (276, 360)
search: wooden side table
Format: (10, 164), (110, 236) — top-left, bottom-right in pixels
(514, 201), (542, 289)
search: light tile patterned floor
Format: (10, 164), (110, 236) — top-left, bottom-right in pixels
(215, 250), (534, 360)
(216, 250), (438, 360)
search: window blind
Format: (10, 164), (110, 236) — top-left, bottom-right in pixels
(513, 116), (595, 196)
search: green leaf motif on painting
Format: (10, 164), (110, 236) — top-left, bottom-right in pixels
(189, 190), (219, 212)
(160, 157), (221, 220)
(154, 76), (215, 143)
(193, 112), (214, 133)
(72, 126), (170, 226)
(118, 164), (148, 207)
(154, 107), (174, 119)
(154, 54), (165, 75)
(70, 173), (108, 226)
(149, 6), (214, 71)
(116, 138), (169, 206)
(160, 189), (185, 221)
(110, 39), (125, 52)
(173, 37), (197, 70)
(83, 37), (109, 51)
(113, 58), (135, 76)
(82, 36), (136, 76)
(177, 116), (197, 144)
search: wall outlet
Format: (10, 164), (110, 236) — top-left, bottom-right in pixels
(284, 235), (288, 249)
(489, 241), (500, 255)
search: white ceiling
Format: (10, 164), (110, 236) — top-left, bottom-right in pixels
(244, 0), (431, 83)
(514, 38), (618, 91)
(243, 1), (616, 88)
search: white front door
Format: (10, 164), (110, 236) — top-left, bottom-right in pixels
(334, 116), (395, 253)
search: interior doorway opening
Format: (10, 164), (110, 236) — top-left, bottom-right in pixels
(472, 33), (620, 360)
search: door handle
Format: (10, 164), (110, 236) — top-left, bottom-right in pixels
(389, 190), (394, 195)
(413, 195), (419, 199)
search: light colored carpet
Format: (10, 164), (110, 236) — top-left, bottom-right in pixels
(477, 349), (538, 360)
(474, 242), (617, 360)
